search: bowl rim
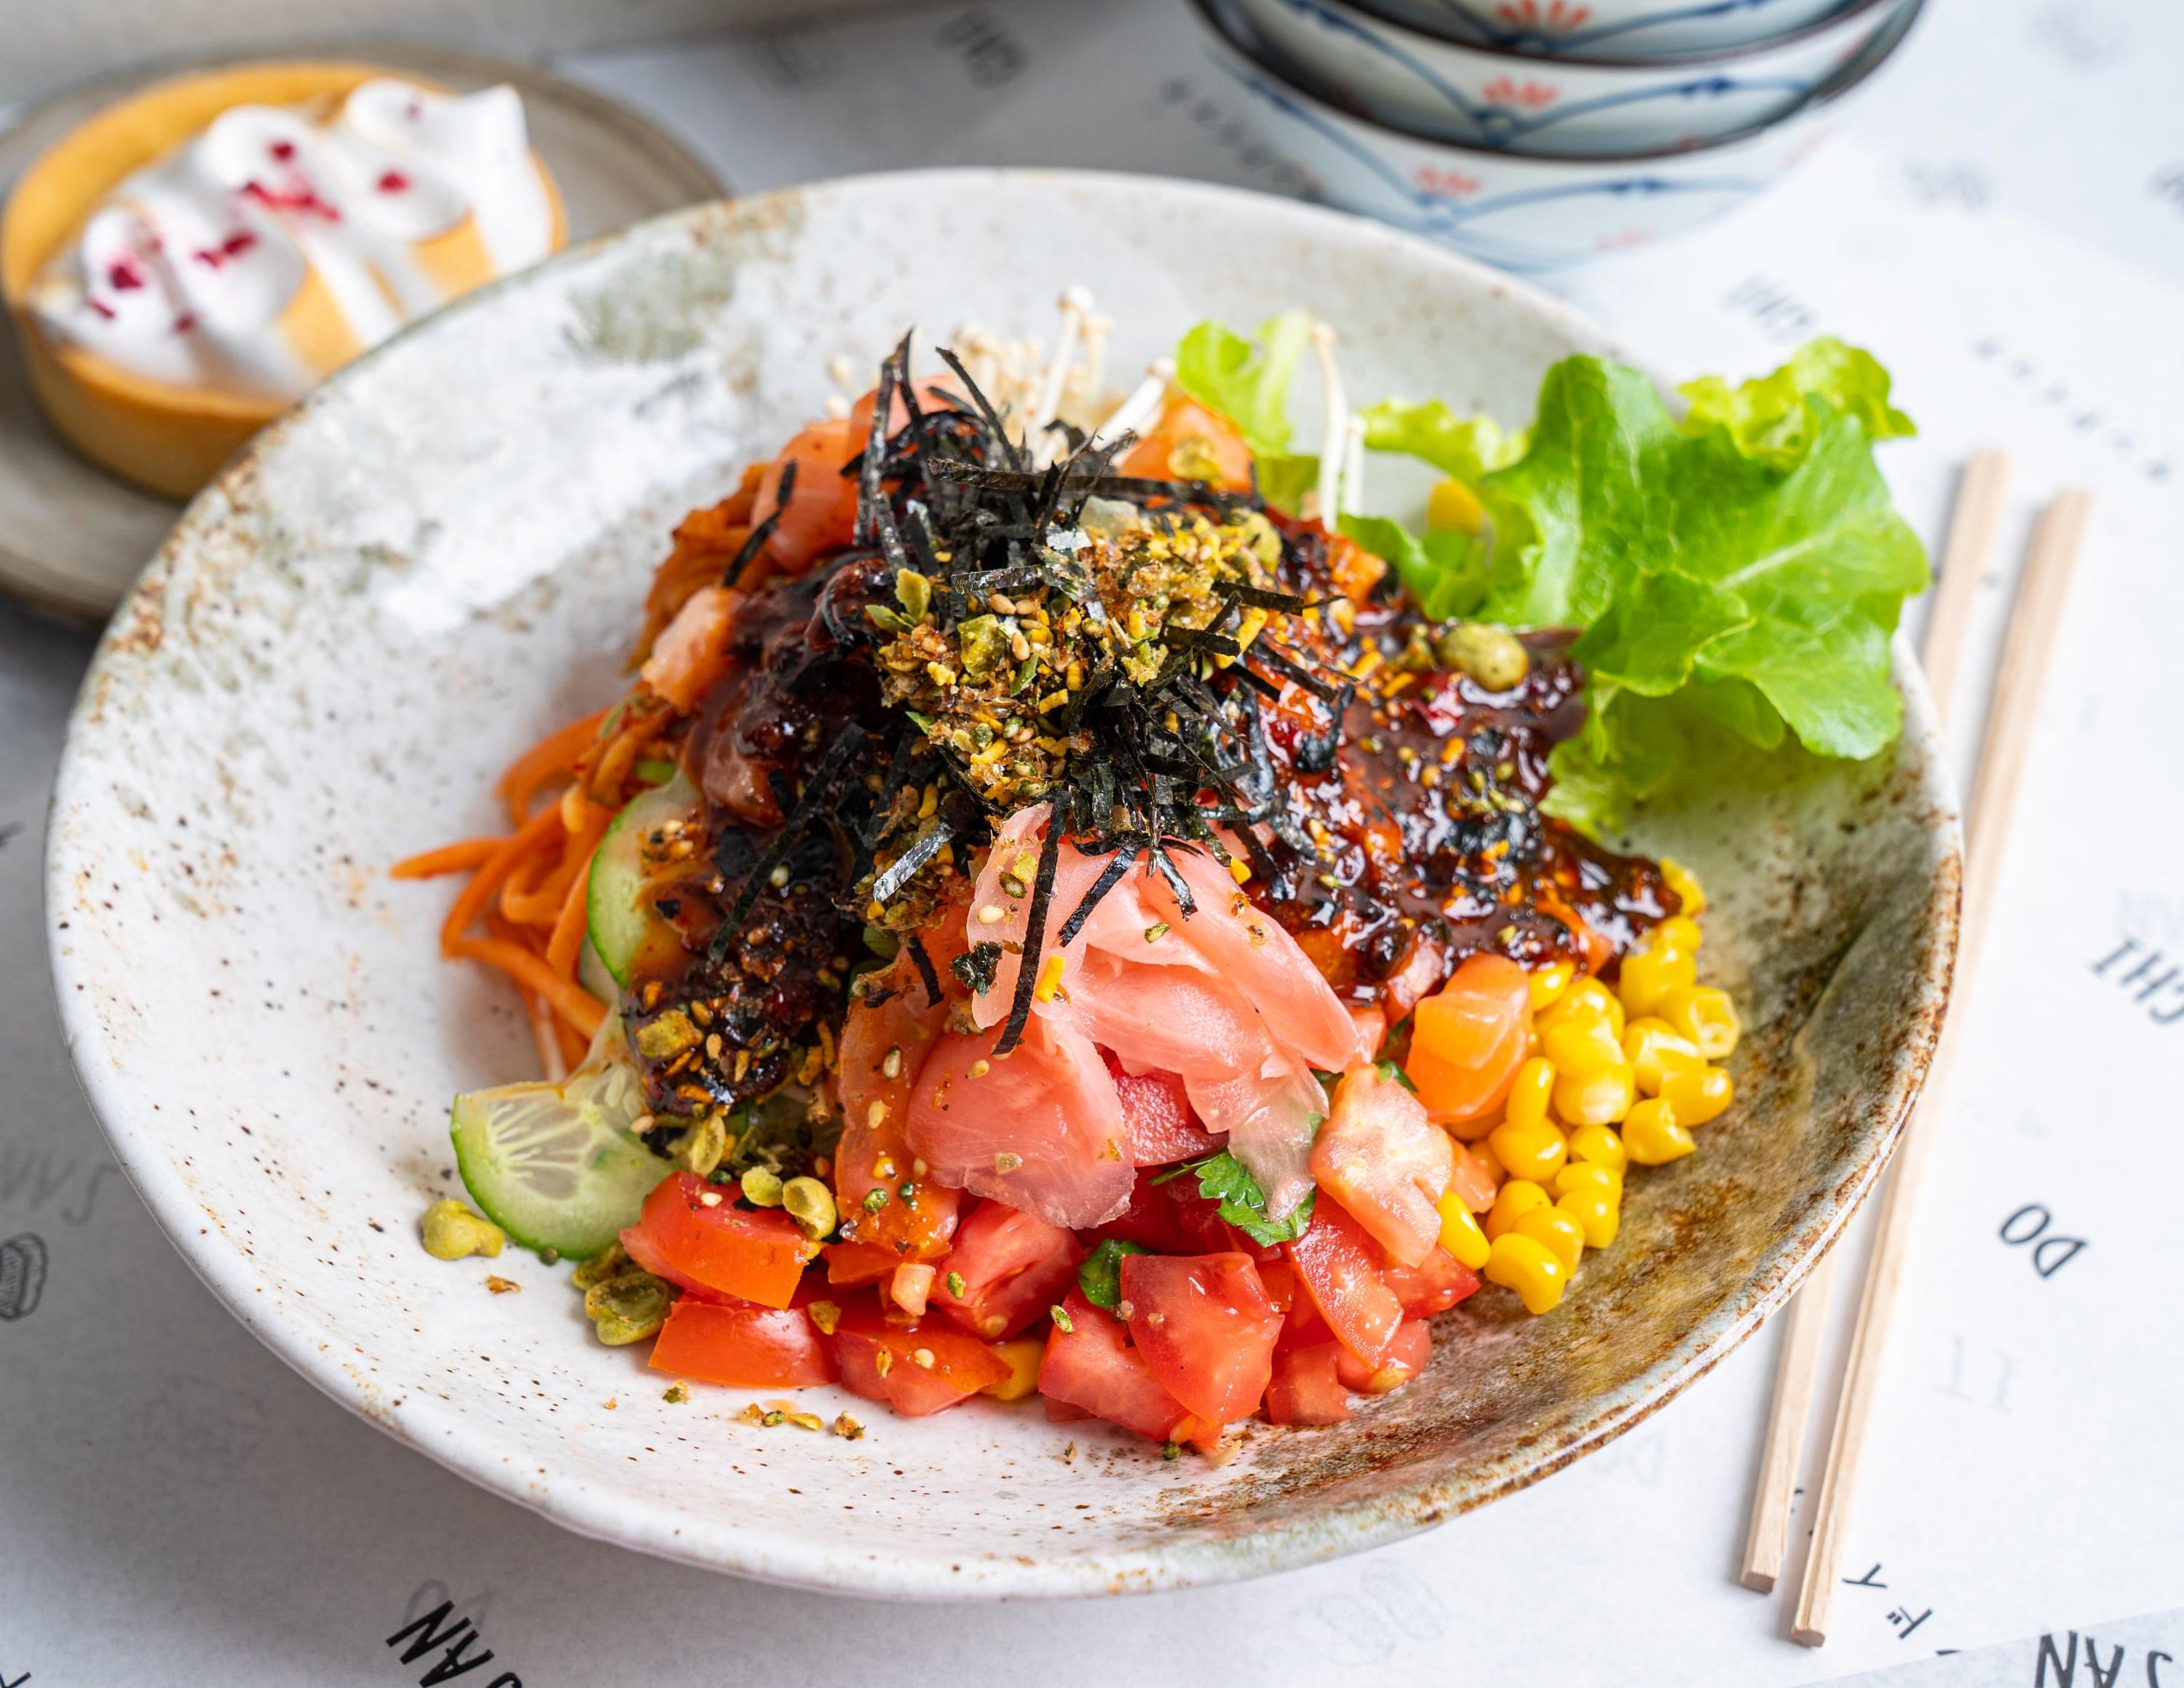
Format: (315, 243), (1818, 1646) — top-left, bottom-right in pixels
(47, 167), (1961, 1597)
(1335, 0), (1900, 70)
(1195, 0), (1921, 164)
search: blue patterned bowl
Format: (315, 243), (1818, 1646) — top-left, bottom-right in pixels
(1367, 0), (1852, 58)
(1233, 0), (1904, 153)
(1192, 0), (1916, 267)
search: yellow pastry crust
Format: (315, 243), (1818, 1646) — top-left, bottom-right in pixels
(1, 61), (566, 500)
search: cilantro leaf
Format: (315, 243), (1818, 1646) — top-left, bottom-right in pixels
(1076, 1239), (1147, 1309)
(1172, 1149), (1317, 1247)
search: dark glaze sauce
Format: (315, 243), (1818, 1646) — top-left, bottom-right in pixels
(622, 510), (1673, 1115)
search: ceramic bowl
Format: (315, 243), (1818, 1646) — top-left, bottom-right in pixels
(1366, 0), (1853, 60)
(49, 171), (1959, 1597)
(1232, 0), (1905, 152)
(1195, 0), (1916, 268)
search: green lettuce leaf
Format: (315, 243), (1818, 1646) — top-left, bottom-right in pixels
(1677, 336), (1914, 465)
(1337, 513), (1487, 621)
(1358, 398), (1526, 481)
(1172, 314), (1322, 513)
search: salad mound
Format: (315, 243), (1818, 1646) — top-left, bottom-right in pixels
(397, 307), (1924, 1448)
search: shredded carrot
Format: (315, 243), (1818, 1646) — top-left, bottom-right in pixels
(440, 803), (563, 954)
(454, 934), (607, 1037)
(498, 708), (609, 827)
(389, 838), (502, 880)
(527, 993), (571, 1081)
(505, 802), (611, 926)
(554, 1018), (588, 1072)
(546, 840), (598, 979)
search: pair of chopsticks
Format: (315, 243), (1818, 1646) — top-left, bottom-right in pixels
(1738, 451), (2094, 1645)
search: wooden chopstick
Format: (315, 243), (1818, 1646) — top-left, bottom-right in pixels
(1738, 448), (2012, 1594)
(1791, 488), (2093, 1646)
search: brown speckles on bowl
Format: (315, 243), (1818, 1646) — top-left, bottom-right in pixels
(46, 172), (1959, 1598)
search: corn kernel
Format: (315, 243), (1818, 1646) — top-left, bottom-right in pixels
(1527, 961), (1576, 1012)
(1426, 476), (1485, 535)
(1623, 1017), (1701, 1095)
(1658, 985), (1739, 1059)
(1618, 942), (1696, 1019)
(1470, 1137), (1508, 1183)
(1489, 1116), (1567, 1184)
(1544, 977), (1623, 1037)
(1485, 1231), (1567, 1314)
(1658, 915), (1704, 953)
(1554, 1062), (1636, 1127)
(1565, 1121), (1628, 1174)
(1484, 1178), (1552, 1241)
(1623, 1097), (1696, 1164)
(1524, 1023), (1543, 1059)
(1543, 1014), (1623, 1081)
(1513, 1203), (1586, 1271)
(1663, 1062), (1734, 1126)
(1557, 1186), (1621, 1250)
(981, 1337), (1045, 1402)
(1436, 1189), (1492, 1270)
(1553, 1162), (1621, 1199)
(1506, 1056), (1556, 1131)
(1445, 1109), (1499, 1145)
(1660, 856), (1706, 915)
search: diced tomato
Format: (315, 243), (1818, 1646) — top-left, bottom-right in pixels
(1084, 1167), (1275, 1261)
(828, 1306), (1012, 1416)
(1036, 1289), (1191, 1443)
(889, 1262), (936, 1318)
(623, 1172), (810, 1309)
(1335, 1319), (1432, 1395)
(1276, 1283), (1334, 1352)
(1449, 1140), (1498, 1213)
(823, 1240), (899, 1285)
(1405, 954), (1532, 1126)
(1257, 1258), (1297, 1314)
(834, 944), (960, 1260)
(1348, 1002), (1389, 1060)
(1120, 1253), (1281, 1427)
(648, 1299), (834, 1388)
(1310, 1065), (1456, 1268)
(618, 1220), (737, 1304)
(1286, 1196), (1404, 1368)
(1106, 1057), (1224, 1167)
(1264, 1344), (1353, 1425)
(931, 1199), (1083, 1341)
(1380, 1247), (1481, 1318)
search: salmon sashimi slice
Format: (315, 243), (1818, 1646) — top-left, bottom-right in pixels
(1066, 951), (1275, 1082)
(834, 944), (960, 1258)
(904, 1014), (1133, 1228)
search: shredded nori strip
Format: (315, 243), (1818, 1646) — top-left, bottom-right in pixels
(903, 933), (943, 1007)
(935, 347), (1025, 471)
(994, 804), (1067, 1057)
(1251, 642), (1342, 703)
(1056, 845), (1139, 947)
(855, 357), (895, 546)
(951, 941), (1002, 995)
(724, 460), (791, 588)
(718, 721), (869, 939)
(870, 817), (954, 904)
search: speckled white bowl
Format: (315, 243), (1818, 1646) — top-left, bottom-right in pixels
(1233, 0), (1904, 152)
(49, 172), (1958, 1598)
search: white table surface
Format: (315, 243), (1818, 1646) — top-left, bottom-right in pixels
(6, 1), (2183, 1682)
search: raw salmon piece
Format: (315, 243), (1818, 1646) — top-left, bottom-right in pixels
(1186, 1057), (1329, 1223)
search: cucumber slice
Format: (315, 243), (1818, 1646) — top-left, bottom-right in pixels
(450, 1031), (668, 1255)
(577, 937), (618, 1004)
(586, 772), (700, 988)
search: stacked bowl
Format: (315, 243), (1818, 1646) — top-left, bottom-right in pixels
(1188, 0), (1921, 269)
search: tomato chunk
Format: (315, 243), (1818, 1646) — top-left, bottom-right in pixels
(1286, 1196), (1404, 1368)
(932, 1199), (1083, 1341)
(1107, 1057), (1224, 1167)
(1380, 1247), (1481, 1318)
(1404, 954), (1532, 1126)
(1310, 1065), (1455, 1268)
(1120, 1253), (1281, 1426)
(1037, 1289), (1191, 1443)
(649, 1300), (834, 1388)
(624, 1172), (810, 1309)
(834, 945), (960, 1260)
(829, 1306), (1011, 1416)
(822, 1240), (899, 1285)
(1265, 1344), (1353, 1425)
(1335, 1320), (1432, 1394)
